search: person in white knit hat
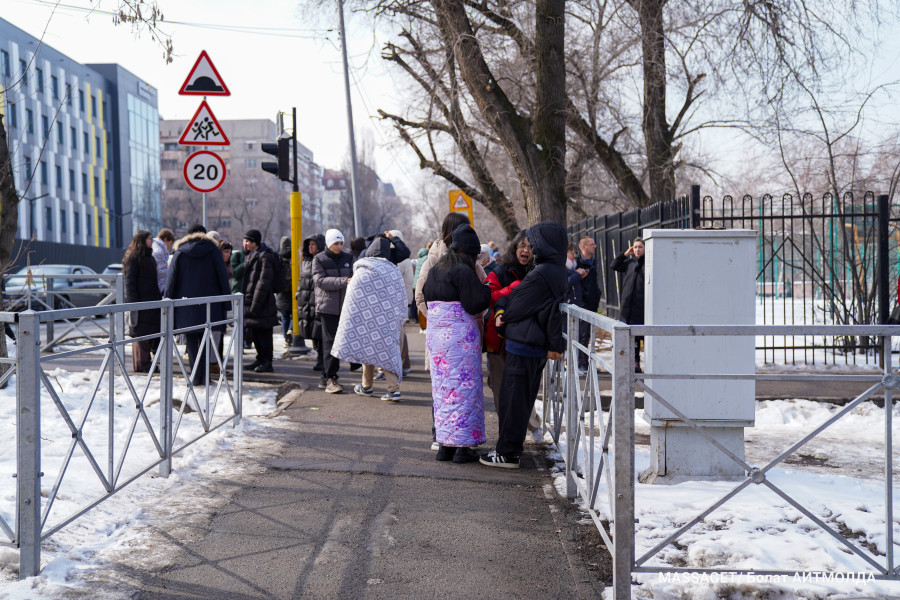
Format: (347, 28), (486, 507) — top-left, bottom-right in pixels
(312, 228), (355, 393)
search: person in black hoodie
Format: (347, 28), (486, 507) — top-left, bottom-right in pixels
(480, 221), (568, 469)
(610, 237), (645, 371)
(297, 233), (326, 373)
(242, 229), (280, 373)
(123, 230), (162, 373)
(165, 224), (231, 386)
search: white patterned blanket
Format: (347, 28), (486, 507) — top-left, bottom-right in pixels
(332, 257), (407, 381)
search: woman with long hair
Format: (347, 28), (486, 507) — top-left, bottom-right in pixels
(423, 224), (491, 463)
(123, 229), (162, 372)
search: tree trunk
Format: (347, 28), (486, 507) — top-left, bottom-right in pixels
(431, 0), (567, 226)
(0, 115), (19, 271)
(638, 0), (675, 204)
(533, 0), (567, 226)
(0, 114), (19, 372)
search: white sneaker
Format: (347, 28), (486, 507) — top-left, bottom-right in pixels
(430, 441), (440, 451)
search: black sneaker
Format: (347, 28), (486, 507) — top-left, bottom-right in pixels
(479, 450), (520, 469)
(453, 447), (480, 464)
(254, 361), (273, 373)
(435, 445), (454, 461)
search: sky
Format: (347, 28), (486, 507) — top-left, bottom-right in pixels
(5, 0), (421, 195)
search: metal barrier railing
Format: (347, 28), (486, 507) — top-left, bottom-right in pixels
(542, 303), (899, 599)
(2, 272), (125, 352)
(6, 294), (243, 579)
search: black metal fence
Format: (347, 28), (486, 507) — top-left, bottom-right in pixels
(569, 187), (896, 365)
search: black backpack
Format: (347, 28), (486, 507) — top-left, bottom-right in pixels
(270, 250), (288, 294)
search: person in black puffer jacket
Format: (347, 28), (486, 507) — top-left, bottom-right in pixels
(123, 230), (162, 373)
(242, 229), (280, 373)
(297, 233), (325, 371)
(275, 236), (294, 348)
(165, 224), (231, 386)
(481, 221), (568, 469)
(610, 236), (645, 371)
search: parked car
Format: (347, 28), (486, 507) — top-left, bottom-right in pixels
(4, 264), (109, 310)
(102, 263), (123, 276)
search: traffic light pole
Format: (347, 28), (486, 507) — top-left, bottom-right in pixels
(286, 107), (310, 356)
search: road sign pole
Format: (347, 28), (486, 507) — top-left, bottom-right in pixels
(202, 192), (207, 231)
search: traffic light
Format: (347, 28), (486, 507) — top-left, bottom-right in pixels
(261, 138), (291, 182)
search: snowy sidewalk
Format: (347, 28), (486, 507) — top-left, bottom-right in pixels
(121, 324), (608, 599)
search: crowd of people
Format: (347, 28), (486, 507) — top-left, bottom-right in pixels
(122, 216), (632, 470)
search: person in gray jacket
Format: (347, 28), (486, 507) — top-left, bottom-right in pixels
(312, 228), (354, 393)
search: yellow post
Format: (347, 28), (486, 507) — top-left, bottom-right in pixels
(290, 191), (302, 340)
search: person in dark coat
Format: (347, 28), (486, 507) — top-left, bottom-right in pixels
(275, 236), (295, 348)
(230, 247), (252, 349)
(297, 233), (325, 371)
(165, 224), (231, 386)
(481, 221), (568, 469)
(242, 229), (280, 373)
(312, 228), (355, 393)
(575, 236), (600, 371)
(123, 230), (162, 373)
(610, 237), (645, 371)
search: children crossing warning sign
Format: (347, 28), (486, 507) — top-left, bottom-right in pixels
(179, 101), (230, 146)
(179, 50), (230, 96)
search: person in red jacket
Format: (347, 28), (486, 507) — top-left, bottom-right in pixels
(484, 231), (544, 445)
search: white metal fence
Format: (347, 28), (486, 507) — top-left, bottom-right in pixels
(542, 303), (899, 598)
(3, 295), (243, 579)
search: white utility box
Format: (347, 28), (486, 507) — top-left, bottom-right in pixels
(640, 229), (757, 483)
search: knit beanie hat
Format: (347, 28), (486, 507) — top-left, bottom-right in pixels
(450, 224), (481, 257)
(243, 229), (262, 245)
(325, 228), (344, 249)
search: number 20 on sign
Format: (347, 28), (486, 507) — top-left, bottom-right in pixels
(184, 150), (226, 193)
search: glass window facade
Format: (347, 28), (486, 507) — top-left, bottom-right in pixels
(127, 92), (161, 232)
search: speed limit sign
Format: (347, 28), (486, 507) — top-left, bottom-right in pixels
(183, 150), (226, 193)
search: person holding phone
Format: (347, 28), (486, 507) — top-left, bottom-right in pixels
(610, 237), (646, 372)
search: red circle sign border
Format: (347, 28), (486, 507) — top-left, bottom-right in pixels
(183, 150), (227, 193)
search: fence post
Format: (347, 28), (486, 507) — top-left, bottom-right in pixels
(45, 278), (54, 347)
(690, 184), (701, 228)
(234, 295), (243, 426)
(16, 311), (41, 579)
(565, 310), (577, 499)
(114, 274), (125, 365)
(159, 302), (174, 477)
(611, 323), (634, 600)
(878, 194), (889, 368)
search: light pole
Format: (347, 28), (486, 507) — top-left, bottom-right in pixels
(337, 0), (362, 238)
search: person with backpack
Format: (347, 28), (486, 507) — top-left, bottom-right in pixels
(275, 236), (295, 348)
(480, 222), (568, 469)
(242, 229), (280, 373)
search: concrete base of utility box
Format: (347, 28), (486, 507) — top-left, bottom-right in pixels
(638, 423), (747, 484)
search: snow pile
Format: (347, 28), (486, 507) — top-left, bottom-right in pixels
(544, 399), (900, 599)
(0, 356), (286, 599)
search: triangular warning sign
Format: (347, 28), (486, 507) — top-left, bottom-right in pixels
(451, 191), (470, 209)
(178, 101), (230, 146)
(179, 50), (230, 96)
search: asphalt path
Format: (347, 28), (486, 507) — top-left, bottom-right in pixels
(132, 324), (611, 599)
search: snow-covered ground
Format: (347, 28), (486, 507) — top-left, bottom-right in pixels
(0, 335), (290, 599)
(543, 397), (900, 599)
